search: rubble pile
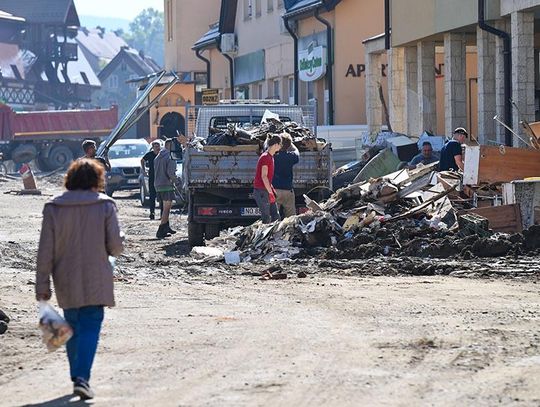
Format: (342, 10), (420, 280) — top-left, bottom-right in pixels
(207, 163), (540, 263)
(198, 118), (323, 152)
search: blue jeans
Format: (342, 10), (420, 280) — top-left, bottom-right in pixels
(63, 306), (104, 382)
(253, 188), (280, 224)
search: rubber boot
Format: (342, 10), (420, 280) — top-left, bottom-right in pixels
(156, 223), (169, 239)
(166, 221), (176, 234)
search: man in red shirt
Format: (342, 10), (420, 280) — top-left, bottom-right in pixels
(253, 135), (282, 223)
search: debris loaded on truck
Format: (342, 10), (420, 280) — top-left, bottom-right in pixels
(190, 118), (323, 152)
(201, 162), (540, 263)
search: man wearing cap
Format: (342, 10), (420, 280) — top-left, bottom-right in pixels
(439, 128), (468, 171)
(81, 140), (111, 172)
(153, 138), (177, 239)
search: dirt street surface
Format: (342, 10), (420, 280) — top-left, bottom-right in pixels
(1, 175), (539, 406)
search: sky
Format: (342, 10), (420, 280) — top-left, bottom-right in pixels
(74, 0), (163, 20)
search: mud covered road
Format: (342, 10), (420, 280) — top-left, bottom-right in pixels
(1, 176), (539, 406)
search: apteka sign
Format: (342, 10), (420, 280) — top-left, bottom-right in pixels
(298, 44), (326, 82)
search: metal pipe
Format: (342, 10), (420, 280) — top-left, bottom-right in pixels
(195, 49), (211, 88)
(97, 70), (166, 157)
(217, 39), (235, 97)
(283, 15), (299, 105)
(494, 115), (534, 148)
(384, 0), (391, 50)
(478, 0), (512, 147)
(314, 8), (334, 125)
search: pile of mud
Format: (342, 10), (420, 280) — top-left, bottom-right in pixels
(323, 223), (540, 261)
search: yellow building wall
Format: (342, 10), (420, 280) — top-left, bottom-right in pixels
(148, 82), (196, 139)
(297, 0), (385, 125)
(164, 0), (221, 72)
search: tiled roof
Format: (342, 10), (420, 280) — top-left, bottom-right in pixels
(192, 24), (219, 50)
(0, 0), (79, 25)
(98, 47), (162, 80)
(76, 28), (128, 61)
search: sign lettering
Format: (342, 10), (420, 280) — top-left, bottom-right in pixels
(298, 45), (326, 82)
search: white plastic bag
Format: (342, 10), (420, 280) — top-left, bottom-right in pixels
(38, 301), (73, 352)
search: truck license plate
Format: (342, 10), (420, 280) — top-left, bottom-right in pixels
(127, 179), (139, 184)
(241, 207), (261, 216)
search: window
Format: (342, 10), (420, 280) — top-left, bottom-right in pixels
(108, 75), (118, 89)
(258, 83), (263, 99)
(121, 63), (127, 72)
(244, 0), (253, 19)
(288, 77), (294, 103)
(307, 81), (315, 101)
(267, 0), (273, 12)
(273, 79), (280, 100)
(166, 0), (173, 41)
(129, 74), (138, 89)
(277, 0), (284, 9)
(255, 0), (262, 17)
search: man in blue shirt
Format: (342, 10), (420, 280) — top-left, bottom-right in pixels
(272, 134), (300, 218)
(407, 141), (439, 169)
(439, 127), (467, 171)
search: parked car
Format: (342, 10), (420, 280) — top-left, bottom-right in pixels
(105, 139), (149, 197)
(139, 141), (185, 207)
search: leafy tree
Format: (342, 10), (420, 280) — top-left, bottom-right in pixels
(122, 8), (164, 66)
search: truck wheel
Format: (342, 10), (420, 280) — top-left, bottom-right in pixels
(36, 154), (51, 172)
(188, 222), (204, 247)
(47, 145), (73, 169)
(205, 223), (220, 240)
(140, 184), (148, 207)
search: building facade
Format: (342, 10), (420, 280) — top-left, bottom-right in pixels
(93, 47), (161, 117)
(284, 0), (385, 125)
(164, 0), (221, 87)
(366, 0), (540, 147)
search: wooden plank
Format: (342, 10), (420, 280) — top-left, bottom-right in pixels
(458, 204), (523, 233)
(203, 144), (260, 152)
(464, 145), (540, 185)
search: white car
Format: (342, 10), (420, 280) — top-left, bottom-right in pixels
(105, 139), (149, 197)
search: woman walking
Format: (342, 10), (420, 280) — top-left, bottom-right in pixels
(36, 158), (124, 400)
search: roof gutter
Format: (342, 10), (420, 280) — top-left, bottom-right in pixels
(315, 7), (334, 125)
(195, 49), (211, 88)
(283, 1), (322, 19)
(283, 16), (299, 104)
(478, 0), (512, 146)
(384, 0), (390, 50)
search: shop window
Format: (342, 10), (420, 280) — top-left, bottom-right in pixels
(267, 0), (273, 12)
(288, 77), (294, 103)
(273, 79), (280, 100)
(236, 86), (249, 99)
(307, 81), (315, 101)
(244, 0), (253, 19)
(255, 0), (262, 17)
